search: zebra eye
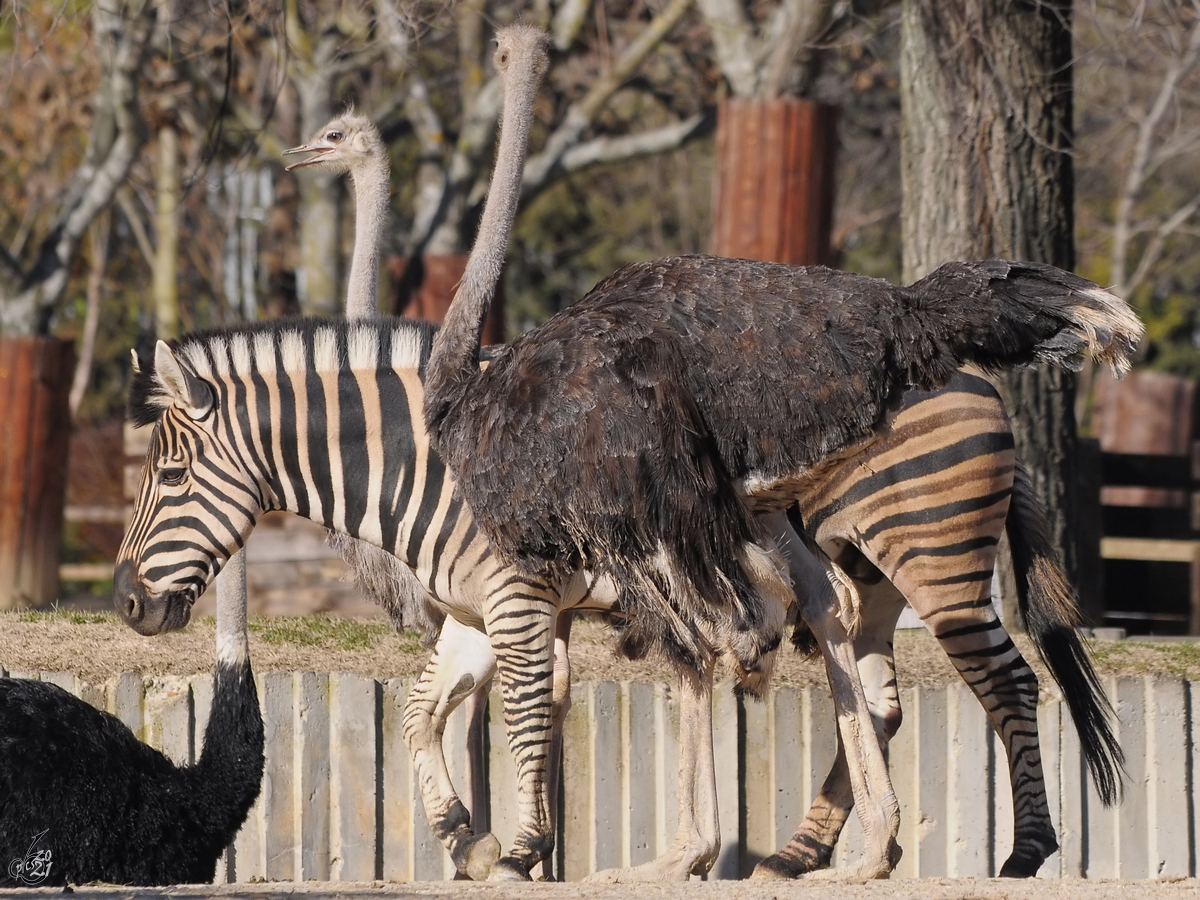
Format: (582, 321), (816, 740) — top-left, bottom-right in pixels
(159, 467), (187, 486)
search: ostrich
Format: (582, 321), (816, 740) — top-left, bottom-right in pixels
(0, 564), (263, 886)
(284, 111), (443, 639)
(423, 192), (1140, 694)
(276, 58), (889, 879)
(289, 36), (1133, 882)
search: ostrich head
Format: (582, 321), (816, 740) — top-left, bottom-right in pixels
(114, 340), (269, 636)
(283, 112), (385, 175)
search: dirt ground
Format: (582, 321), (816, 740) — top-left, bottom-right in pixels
(5, 878), (1200, 900)
(2, 609), (1199, 690)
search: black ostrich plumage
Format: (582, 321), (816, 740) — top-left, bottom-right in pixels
(0, 662), (263, 887)
(425, 254), (1140, 672)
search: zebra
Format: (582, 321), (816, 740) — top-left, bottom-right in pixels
(114, 317), (1121, 880)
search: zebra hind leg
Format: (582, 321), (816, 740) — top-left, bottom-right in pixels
(893, 554), (1058, 877)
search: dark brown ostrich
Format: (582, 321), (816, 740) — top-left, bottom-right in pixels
(423, 147), (1143, 680)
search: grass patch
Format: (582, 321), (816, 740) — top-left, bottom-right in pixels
(17, 608), (113, 626)
(246, 615), (422, 653)
(1087, 639), (1200, 681)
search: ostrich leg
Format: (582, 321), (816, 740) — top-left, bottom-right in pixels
(586, 658), (720, 882)
(753, 565), (908, 879)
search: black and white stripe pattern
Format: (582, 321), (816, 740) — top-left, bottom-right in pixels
(119, 316), (606, 878)
(751, 371), (1119, 879)
(119, 323), (1117, 880)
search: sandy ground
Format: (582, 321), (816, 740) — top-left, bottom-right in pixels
(3, 611), (1199, 689)
(4, 879), (1200, 899)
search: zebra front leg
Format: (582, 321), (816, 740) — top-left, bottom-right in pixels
(401, 615), (502, 880)
(483, 593), (559, 881)
(587, 658), (719, 883)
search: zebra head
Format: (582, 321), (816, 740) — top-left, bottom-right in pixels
(115, 339), (268, 635)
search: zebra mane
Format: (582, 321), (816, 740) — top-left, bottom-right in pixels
(128, 316), (440, 428)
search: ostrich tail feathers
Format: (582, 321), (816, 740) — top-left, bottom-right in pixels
(901, 259), (1143, 381)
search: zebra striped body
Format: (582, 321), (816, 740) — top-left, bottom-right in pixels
(117, 317), (612, 878)
(116, 319), (1116, 881)
(750, 370), (1119, 879)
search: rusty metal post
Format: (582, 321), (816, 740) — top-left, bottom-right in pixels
(0, 336), (75, 608)
(389, 254), (507, 346)
(712, 97), (839, 265)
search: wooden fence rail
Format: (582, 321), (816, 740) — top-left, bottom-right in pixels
(2, 670), (1196, 882)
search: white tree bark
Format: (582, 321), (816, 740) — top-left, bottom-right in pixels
(0, 0), (156, 336)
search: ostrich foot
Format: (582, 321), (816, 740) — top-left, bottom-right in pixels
(449, 831), (502, 882)
(998, 831), (1057, 878)
(487, 855), (535, 882)
(585, 841), (715, 883)
(753, 838), (899, 882)
(749, 837), (835, 880)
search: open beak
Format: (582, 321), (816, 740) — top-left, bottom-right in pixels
(283, 141), (334, 171)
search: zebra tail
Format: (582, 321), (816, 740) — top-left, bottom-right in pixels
(1007, 462), (1125, 806)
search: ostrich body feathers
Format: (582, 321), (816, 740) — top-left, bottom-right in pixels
(427, 255), (1141, 671)
(0, 663), (263, 887)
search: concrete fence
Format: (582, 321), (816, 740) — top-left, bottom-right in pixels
(5, 668), (1198, 882)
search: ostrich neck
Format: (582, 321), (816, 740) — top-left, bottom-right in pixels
(425, 58), (539, 409)
(346, 157), (390, 319)
(215, 551), (250, 667)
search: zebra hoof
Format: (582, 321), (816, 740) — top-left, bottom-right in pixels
(454, 832), (501, 881)
(487, 855), (533, 881)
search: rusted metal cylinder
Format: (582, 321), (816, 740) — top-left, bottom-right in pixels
(712, 97), (839, 266)
(0, 336), (75, 609)
(389, 254), (507, 346)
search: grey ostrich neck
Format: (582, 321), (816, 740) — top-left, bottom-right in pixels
(346, 153), (390, 319)
(215, 553), (250, 668)
(425, 28), (546, 427)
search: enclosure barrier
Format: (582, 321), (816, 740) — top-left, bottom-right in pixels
(3, 669), (1196, 881)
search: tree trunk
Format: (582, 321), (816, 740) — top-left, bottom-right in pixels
(711, 98), (838, 265)
(900, 0), (1086, 623)
(294, 72), (341, 317)
(153, 123), (180, 340)
(0, 337), (74, 609)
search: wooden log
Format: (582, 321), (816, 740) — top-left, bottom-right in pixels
(0, 336), (75, 609)
(711, 97), (838, 266)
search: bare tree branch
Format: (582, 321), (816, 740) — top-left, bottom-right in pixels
(1112, 6), (1200, 296)
(696, 0), (763, 96)
(1124, 189), (1200, 298)
(522, 0), (695, 194)
(533, 111), (715, 185)
(552, 0), (593, 50)
(115, 185), (156, 269)
(0, 0), (156, 336)
(70, 212), (110, 419)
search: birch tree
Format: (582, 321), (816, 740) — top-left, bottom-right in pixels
(0, 0), (156, 336)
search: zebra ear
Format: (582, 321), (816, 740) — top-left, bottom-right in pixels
(153, 341), (214, 420)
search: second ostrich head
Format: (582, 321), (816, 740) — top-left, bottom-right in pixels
(284, 112), (386, 177)
(285, 111), (391, 318)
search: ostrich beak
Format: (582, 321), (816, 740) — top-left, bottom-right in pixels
(283, 140), (335, 170)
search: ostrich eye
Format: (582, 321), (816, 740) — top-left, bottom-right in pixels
(159, 467), (187, 486)
(326, 131), (344, 143)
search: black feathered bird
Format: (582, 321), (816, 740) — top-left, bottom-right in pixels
(0, 569), (263, 887)
(421, 25), (1142, 680)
